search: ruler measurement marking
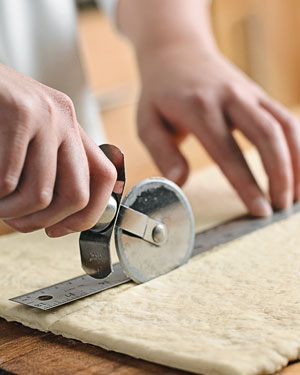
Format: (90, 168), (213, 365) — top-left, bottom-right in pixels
(10, 263), (130, 310)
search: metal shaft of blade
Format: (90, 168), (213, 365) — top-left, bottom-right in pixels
(116, 205), (163, 245)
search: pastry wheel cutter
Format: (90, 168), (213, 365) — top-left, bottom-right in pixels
(10, 145), (300, 310)
(10, 144), (194, 309)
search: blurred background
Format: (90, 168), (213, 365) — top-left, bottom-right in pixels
(77, 0), (300, 188)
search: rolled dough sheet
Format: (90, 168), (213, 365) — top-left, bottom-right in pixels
(1, 150), (299, 375)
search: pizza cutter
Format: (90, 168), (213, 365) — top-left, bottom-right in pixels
(10, 144), (195, 309)
(80, 144), (195, 284)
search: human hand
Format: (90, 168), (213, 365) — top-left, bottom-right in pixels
(136, 43), (300, 216)
(0, 64), (116, 236)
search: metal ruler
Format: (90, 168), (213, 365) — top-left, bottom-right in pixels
(10, 202), (300, 310)
(193, 201), (300, 256)
(10, 263), (130, 310)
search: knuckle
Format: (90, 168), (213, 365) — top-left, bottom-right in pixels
(60, 92), (73, 107)
(58, 92), (77, 122)
(258, 118), (278, 140)
(33, 189), (53, 210)
(283, 114), (299, 133)
(225, 83), (242, 101)
(17, 95), (35, 118)
(5, 92), (34, 124)
(8, 93), (53, 134)
(101, 160), (117, 186)
(66, 187), (89, 211)
(40, 95), (55, 123)
(193, 91), (213, 111)
(0, 174), (18, 196)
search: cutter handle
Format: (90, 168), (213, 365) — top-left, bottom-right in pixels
(79, 144), (126, 279)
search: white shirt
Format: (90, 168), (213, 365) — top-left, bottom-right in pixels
(0, 0), (118, 144)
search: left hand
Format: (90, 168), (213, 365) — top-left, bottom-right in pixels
(136, 41), (300, 216)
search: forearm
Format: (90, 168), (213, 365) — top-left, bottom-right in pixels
(117, 0), (218, 57)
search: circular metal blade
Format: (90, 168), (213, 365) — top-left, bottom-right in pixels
(115, 177), (195, 283)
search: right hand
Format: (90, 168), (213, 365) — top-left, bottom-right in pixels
(0, 64), (117, 237)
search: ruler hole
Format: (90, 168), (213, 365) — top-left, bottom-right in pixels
(37, 295), (53, 301)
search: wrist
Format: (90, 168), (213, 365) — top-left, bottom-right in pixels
(118, 0), (219, 60)
(136, 30), (219, 62)
(135, 32), (222, 80)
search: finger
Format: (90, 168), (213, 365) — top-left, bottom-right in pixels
(260, 98), (300, 201)
(187, 107), (272, 217)
(160, 117), (188, 145)
(0, 122), (30, 199)
(0, 131), (56, 219)
(5, 132), (90, 233)
(227, 98), (293, 210)
(138, 107), (189, 186)
(45, 130), (117, 237)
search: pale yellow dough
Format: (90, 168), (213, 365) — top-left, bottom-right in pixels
(1, 150), (299, 375)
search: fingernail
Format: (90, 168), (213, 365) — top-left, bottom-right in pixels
(275, 191), (293, 210)
(47, 227), (74, 238)
(250, 197), (273, 217)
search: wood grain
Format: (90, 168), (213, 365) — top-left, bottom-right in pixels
(0, 319), (189, 375)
